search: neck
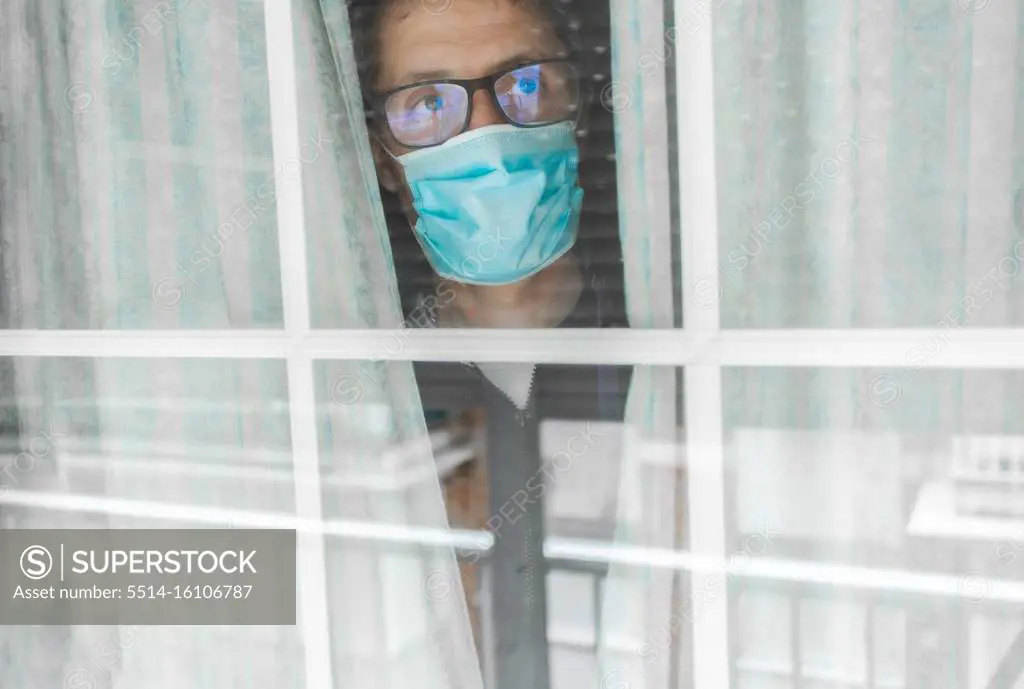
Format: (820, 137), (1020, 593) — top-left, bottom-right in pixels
(437, 253), (583, 328)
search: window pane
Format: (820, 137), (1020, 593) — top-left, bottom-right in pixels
(719, 366), (1024, 689)
(0, 354), (482, 688)
(0, 356), (307, 687)
(712, 2), (1024, 328)
(2, 1), (286, 330)
(5, 0), (680, 334)
(332, 0), (681, 331)
(0, 356), (291, 511)
(326, 359), (676, 689)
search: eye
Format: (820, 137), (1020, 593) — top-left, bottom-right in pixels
(421, 94), (445, 112)
(516, 76), (539, 96)
(412, 93), (445, 113)
(516, 74), (540, 96)
(393, 85), (449, 117)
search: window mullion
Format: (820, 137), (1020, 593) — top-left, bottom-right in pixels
(676, 2), (729, 688)
(7, 329), (1024, 367)
(263, 2), (332, 688)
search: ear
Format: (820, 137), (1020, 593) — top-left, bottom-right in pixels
(371, 135), (402, 194)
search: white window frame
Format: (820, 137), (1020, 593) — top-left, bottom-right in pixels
(2, 2), (1024, 688)
(676, 7), (728, 687)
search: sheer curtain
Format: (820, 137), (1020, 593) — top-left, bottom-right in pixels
(599, 1), (681, 688)
(715, 1), (1023, 331)
(0, 1), (479, 688)
(600, 0), (1023, 687)
(713, 1), (1023, 683)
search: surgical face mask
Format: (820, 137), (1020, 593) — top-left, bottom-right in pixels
(391, 121), (584, 286)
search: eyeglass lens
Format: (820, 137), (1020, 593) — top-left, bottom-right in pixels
(384, 62), (579, 148)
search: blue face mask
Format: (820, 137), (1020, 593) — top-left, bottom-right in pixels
(393, 121), (584, 286)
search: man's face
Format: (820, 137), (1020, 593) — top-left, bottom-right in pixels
(371, 0), (566, 210)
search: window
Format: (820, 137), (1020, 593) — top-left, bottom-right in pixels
(1, 1), (1022, 688)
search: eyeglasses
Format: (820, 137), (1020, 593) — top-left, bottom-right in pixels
(371, 59), (581, 150)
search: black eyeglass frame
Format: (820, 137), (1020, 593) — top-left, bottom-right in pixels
(367, 58), (585, 150)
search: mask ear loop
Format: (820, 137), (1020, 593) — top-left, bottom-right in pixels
(370, 130), (447, 281)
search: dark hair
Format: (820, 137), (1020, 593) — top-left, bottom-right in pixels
(346, 0), (584, 99)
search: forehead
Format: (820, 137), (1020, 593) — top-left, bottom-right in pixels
(374, 0), (564, 91)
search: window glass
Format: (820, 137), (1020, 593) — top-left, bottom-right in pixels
(711, 2), (1024, 328)
(719, 366), (1024, 689)
(4, 0), (1023, 688)
(0, 357), (292, 514)
(3, 0), (680, 333)
(1, 0), (286, 331)
(320, 360), (1024, 689)
(0, 356), (307, 687)
(341, 0), (681, 331)
(7, 358), (1023, 688)
(325, 359), (677, 689)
